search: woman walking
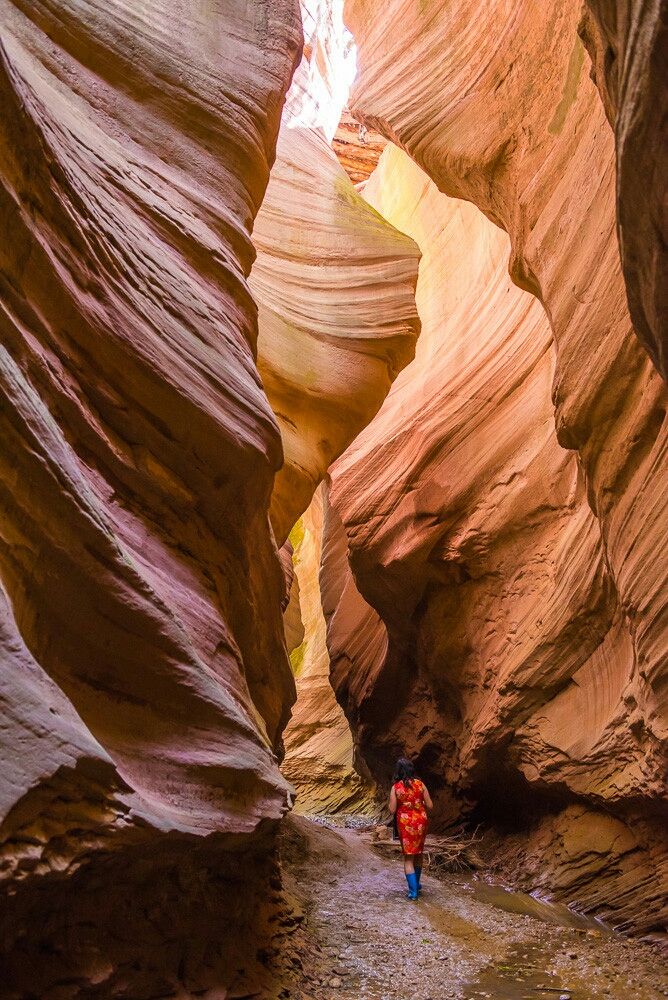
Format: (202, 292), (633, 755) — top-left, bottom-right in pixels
(389, 757), (433, 899)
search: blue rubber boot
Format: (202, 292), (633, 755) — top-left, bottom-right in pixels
(415, 866), (423, 891)
(405, 872), (418, 899)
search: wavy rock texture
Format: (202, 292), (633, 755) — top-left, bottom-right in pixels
(329, 146), (605, 813)
(0, 0), (304, 994)
(580, 0), (668, 383)
(281, 485), (377, 816)
(251, 124), (421, 545)
(249, 0), (420, 546)
(328, 0), (668, 930)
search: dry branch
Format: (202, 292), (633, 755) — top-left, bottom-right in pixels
(370, 830), (483, 873)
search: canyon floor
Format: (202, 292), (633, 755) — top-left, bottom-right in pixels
(279, 817), (668, 1000)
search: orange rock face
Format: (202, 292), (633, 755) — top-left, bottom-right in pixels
(251, 122), (421, 544)
(329, 145), (599, 814)
(325, 0), (668, 931)
(0, 0), (303, 993)
(281, 486), (377, 816)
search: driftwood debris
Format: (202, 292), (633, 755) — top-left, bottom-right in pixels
(369, 829), (484, 873)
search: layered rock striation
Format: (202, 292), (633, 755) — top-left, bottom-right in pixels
(324, 0), (668, 933)
(250, 0), (421, 545)
(580, 0), (668, 383)
(250, 122), (421, 544)
(332, 108), (389, 186)
(0, 0), (305, 994)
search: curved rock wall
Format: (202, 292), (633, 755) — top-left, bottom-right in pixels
(281, 485), (377, 816)
(329, 145), (603, 813)
(251, 67), (420, 543)
(326, 0), (668, 932)
(580, 0), (668, 383)
(0, 0), (304, 994)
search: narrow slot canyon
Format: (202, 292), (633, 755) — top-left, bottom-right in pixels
(0, 1), (667, 999)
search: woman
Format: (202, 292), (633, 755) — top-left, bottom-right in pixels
(389, 757), (433, 900)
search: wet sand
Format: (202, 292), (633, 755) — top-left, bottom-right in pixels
(280, 817), (668, 1000)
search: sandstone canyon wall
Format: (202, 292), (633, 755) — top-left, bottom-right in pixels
(250, 0), (420, 545)
(580, 0), (668, 383)
(0, 1), (305, 995)
(2, 0), (668, 993)
(250, 122), (421, 544)
(0, 0), (426, 991)
(250, 0), (420, 817)
(321, 0), (668, 935)
(281, 486), (377, 816)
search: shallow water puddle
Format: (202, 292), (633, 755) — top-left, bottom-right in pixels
(462, 942), (575, 1000)
(457, 878), (614, 934)
(283, 821), (668, 1000)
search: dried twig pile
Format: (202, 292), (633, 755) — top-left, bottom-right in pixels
(370, 829), (484, 873)
(423, 833), (484, 873)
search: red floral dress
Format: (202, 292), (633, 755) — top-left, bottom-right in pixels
(395, 779), (428, 855)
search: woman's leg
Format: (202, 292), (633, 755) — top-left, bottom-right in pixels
(403, 853), (418, 898)
(414, 852), (423, 889)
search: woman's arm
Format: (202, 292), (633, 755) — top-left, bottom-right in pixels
(389, 785), (397, 815)
(422, 783), (433, 810)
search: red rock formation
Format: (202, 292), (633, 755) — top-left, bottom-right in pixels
(326, 0), (668, 932)
(332, 108), (389, 185)
(580, 0), (668, 383)
(0, 0), (304, 994)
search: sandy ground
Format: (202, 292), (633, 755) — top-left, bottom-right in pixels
(279, 816), (668, 1000)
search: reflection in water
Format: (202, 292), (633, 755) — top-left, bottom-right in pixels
(439, 879), (617, 1000)
(459, 876), (614, 933)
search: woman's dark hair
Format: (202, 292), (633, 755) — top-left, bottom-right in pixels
(393, 757), (416, 787)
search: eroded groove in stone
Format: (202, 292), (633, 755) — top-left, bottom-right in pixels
(0, 0), (305, 993)
(251, 121), (421, 545)
(580, 0), (668, 384)
(324, 22), (668, 919)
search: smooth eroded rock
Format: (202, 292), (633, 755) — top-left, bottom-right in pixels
(0, 0), (303, 994)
